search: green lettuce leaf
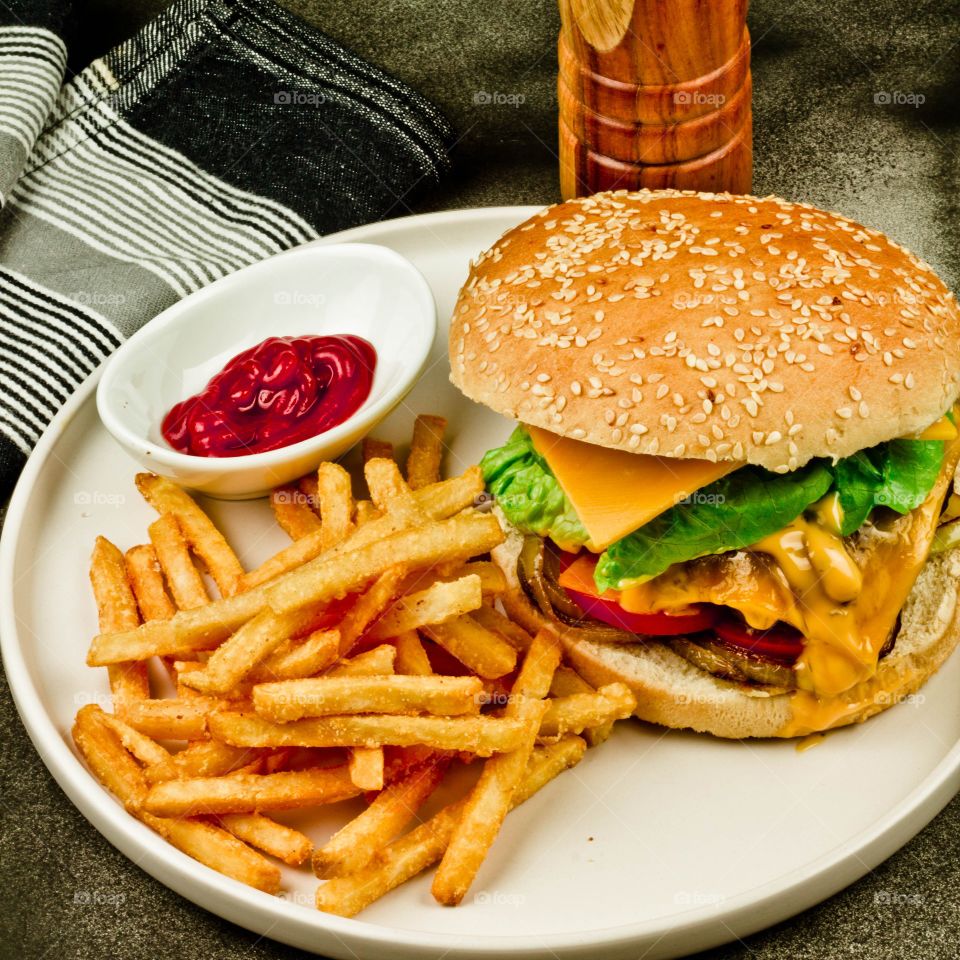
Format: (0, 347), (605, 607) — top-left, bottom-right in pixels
(830, 439), (944, 535)
(593, 463), (834, 591)
(479, 425), (947, 594)
(480, 427), (589, 549)
(831, 452), (884, 534)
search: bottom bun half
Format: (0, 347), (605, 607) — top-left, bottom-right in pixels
(491, 521), (960, 739)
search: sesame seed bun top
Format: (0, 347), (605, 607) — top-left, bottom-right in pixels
(448, 189), (960, 471)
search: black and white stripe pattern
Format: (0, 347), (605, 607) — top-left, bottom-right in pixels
(11, 67), (318, 298)
(0, 269), (122, 454)
(0, 0), (453, 494)
(0, 27), (65, 154)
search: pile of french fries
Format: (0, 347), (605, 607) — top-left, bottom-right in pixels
(73, 414), (637, 914)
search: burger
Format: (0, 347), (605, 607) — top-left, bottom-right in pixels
(448, 189), (960, 738)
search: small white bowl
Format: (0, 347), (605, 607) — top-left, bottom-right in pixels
(96, 243), (436, 499)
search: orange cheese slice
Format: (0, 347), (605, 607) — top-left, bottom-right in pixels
(527, 424), (738, 551)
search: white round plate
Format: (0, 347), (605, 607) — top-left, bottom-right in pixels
(3, 207), (960, 960)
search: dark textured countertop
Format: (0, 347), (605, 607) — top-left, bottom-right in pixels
(3, 0), (960, 957)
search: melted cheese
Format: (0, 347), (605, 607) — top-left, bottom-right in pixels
(754, 517), (866, 696)
(527, 424), (737, 551)
(916, 413), (957, 441)
(602, 434), (960, 705)
(618, 553), (803, 632)
(779, 430), (960, 724)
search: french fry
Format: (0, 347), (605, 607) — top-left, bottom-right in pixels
(313, 755), (448, 878)
(140, 813), (280, 893)
(498, 588), (551, 648)
(549, 666), (614, 746)
(246, 628), (340, 683)
(400, 560), (506, 599)
(365, 458), (420, 522)
(217, 813), (313, 866)
(261, 748), (297, 774)
(393, 631), (433, 676)
(149, 513), (209, 610)
(89, 513), (501, 668)
(72, 705), (148, 812)
(90, 537), (150, 706)
(512, 628), (562, 700)
(125, 544), (176, 621)
(362, 437), (394, 463)
(117, 697), (223, 741)
(325, 644), (396, 677)
(74, 449), (634, 915)
(432, 629), (560, 905)
(176, 663), (253, 702)
(87, 588), (262, 664)
(447, 561), (506, 596)
(470, 603), (534, 652)
(238, 467), (484, 591)
(229, 757), (267, 777)
(317, 462), (354, 551)
(369, 575), (482, 639)
(423, 614), (517, 679)
(137, 473), (244, 597)
(432, 697), (546, 906)
(271, 485), (322, 540)
(538, 683), (637, 740)
(179, 601), (327, 694)
(353, 500), (381, 525)
(91, 537), (142, 632)
(315, 736), (586, 917)
(267, 513), (503, 616)
(252, 675), (485, 722)
(348, 747), (384, 791)
(98, 711), (171, 767)
(406, 414), (447, 490)
(144, 766), (359, 816)
(336, 566), (406, 657)
(381, 745), (437, 784)
(299, 473), (321, 515)
(210, 710), (528, 757)
(145, 740), (260, 783)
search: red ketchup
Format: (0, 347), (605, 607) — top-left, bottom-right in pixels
(162, 334), (376, 457)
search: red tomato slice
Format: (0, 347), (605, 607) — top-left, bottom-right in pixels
(557, 551), (718, 636)
(563, 586), (720, 635)
(713, 618), (804, 664)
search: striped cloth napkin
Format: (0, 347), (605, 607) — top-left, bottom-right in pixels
(0, 0), (453, 497)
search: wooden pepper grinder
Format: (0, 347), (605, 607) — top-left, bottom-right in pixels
(558, 0), (752, 198)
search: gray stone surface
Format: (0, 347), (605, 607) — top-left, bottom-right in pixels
(3, 0), (960, 957)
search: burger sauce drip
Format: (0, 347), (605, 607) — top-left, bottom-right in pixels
(775, 430), (960, 737)
(162, 334), (376, 457)
(753, 511), (866, 698)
